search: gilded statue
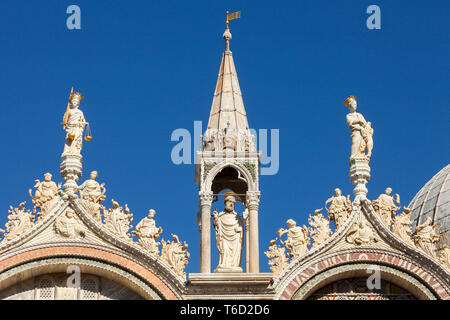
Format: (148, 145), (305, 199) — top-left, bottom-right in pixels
(277, 219), (310, 260)
(413, 217), (440, 257)
(344, 96), (374, 160)
(62, 90), (90, 155)
(308, 208), (332, 248)
(132, 209), (163, 256)
(392, 207), (414, 246)
(325, 188), (352, 230)
(373, 188), (400, 228)
(213, 194), (244, 272)
(29, 173), (60, 220)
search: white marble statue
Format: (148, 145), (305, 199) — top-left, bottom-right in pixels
(325, 188), (352, 230)
(277, 219), (310, 260)
(413, 217), (440, 257)
(29, 173), (60, 220)
(213, 194), (244, 272)
(346, 219), (378, 245)
(78, 171), (106, 222)
(344, 96), (374, 160)
(392, 207), (414, 246)
(63, 91), (87, 155)
(373, 188), (400, 228)
(133, 209), (163, 256)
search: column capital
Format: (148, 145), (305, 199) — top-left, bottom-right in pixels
(246, 190), (261, 208)
(199, 191), (214, 206)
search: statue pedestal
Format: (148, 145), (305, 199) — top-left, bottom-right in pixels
(60, 153), (83, 195)
(214, 266), (243, 273)
(349, 157), (371, 202)
(186, 273), (274, 299)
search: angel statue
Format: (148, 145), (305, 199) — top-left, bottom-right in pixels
(373, 188), (400, 228)
(29, 173), (61, 219)
(344, 96), (374, 160)
(277, 219), (310, 260)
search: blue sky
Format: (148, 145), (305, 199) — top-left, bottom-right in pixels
(0, 0), (448, 274)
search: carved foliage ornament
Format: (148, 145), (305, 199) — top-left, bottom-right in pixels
(102, 199), (133, 241)
(1, 202), (35, 242)
(160, 234), (190, 278)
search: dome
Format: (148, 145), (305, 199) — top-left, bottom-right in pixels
(409, 164), (450, 248)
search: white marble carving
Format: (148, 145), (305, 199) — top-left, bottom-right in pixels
(132, 209), (163, 256)
(373, 188), (400, 228)
(1, 202), (35, 242)
(325, 188), (352, 230)
(29, 173), (60, 220)
(103, 199), (133, 241)
(54, 207), (85, 239)
(160, 234), (190, 278)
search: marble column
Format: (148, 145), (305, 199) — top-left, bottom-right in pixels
(246, 191), (260, 273)
(199, 191), (213, 273)
(349, 157), (371, 203)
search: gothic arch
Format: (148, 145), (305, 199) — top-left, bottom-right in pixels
(204, 160), (257, 194)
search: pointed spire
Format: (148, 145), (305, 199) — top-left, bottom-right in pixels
(203, 19), (255, 152)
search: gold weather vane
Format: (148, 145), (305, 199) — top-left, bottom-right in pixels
(226, 11), (241, 25)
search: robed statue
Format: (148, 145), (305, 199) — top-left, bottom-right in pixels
(213, 193), (244, 272)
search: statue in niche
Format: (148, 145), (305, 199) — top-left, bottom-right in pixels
(213, 193), (244, 272)
(308, 208), (332, 248)
(54, 207), (85, 239)
(413, 217), (440, 257)
(344, 96), (374, 160)
(346, 219), (379, 245)
(373, 188), (400, 228)
(1, 202), (35, 242)
(62, 90), (90, 155)
(133, 209), (163, 256)
(277, 219), (310, 260)
(325, 188), (352, 230)
(264, 239), (289, 277)
(78, 171), (106, 222)
(392, 207), (414, 246)
(29, 173), (60, 220)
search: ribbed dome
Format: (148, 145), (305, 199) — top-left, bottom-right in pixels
(409, 164), (450, 248)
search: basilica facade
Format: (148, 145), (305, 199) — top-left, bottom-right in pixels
(0, 23), (448, 300)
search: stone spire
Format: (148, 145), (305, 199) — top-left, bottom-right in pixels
(202, 25), (255, 152)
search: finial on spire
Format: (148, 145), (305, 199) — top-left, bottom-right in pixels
(224, 11), (240, 51)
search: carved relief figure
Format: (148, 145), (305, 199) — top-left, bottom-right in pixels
(132, 209), (163, 256)
(373, 188), (400, 228)
(392, 207), (414, 246)
(264, 239), (289, 277)
(437, 245), (450, 270)
(344, 96), (374, 160)
(308, 208), (332, 248)
(213, 194), (244, 272)
(413, 217), (440, 257)
(54, 207), (85, 239)
(160, 234), (190, 278)
(1, 202), (35, 242)
(325, 188), (352, 230)
(29, 173), (60, 220)
(62, 91), (87, 155)
(78, 171), (106, 222)
(346, 219), (378, 245)
(103, 199), (133, 240)
(277, 219), (310, 260)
